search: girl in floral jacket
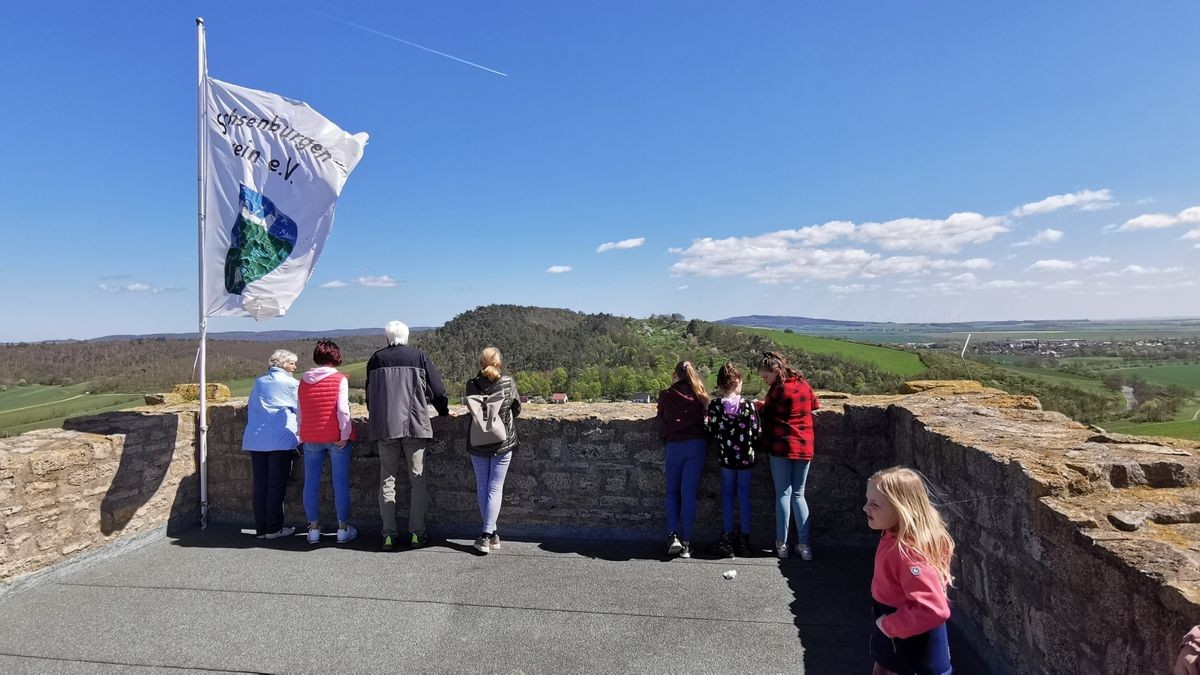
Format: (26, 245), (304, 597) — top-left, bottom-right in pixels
(704, 362), (761, 557)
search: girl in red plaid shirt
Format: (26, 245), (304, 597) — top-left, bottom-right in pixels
(754, 352), (820, 560)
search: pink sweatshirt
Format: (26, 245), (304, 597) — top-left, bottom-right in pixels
(871, 531), (951, 639)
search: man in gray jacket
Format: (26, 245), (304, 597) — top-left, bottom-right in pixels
(366, 321), (450, 550)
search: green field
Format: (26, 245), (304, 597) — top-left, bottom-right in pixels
(1109, 364), (1200, 392)
(1108, 418), (1200, 442)
(995, 364), (1123, 399)
(224, 361), (368, 398)
(747, 329), (927, 377)
(0, 383), (143, 437)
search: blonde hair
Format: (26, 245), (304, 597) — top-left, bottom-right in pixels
(869, 467), (955, 588)
(480, 347), (502, 381)
(673, 361), (710, 405)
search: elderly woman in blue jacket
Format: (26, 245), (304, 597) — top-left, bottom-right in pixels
(242, 349), (301, 539)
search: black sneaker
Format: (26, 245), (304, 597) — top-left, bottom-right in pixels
(381, 534), (395, 552)
(409, 531), (427, 548)
(736, 532), (751, 557)
(716, 532), (734, 558)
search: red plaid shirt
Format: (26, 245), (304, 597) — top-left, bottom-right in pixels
(756, 376), (819, 460)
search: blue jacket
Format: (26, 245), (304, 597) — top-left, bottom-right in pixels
(242, 367), (300, 451)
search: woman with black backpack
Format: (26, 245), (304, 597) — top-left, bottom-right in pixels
(464, 347), (521, 554)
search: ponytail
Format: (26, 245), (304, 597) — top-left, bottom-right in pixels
(674, 361), (710, 405)
(480, 347), (502, 381)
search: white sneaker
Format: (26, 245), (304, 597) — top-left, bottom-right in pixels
(337, 525), (358, 544)
(307, 528), (321, 545)
(796, 544), (813, 561)
(776, 540), (789, 559)
(265, 526), (295, 540)
(667, 533), (684, 556)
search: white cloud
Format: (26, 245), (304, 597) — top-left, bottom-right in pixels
(1027, 259), (1075, 271)
(1095, 264), (1184, 277)
(98, 281), (181, 294)
(1118, 205), (1200, 231)
(1011, 189), (1113, 217)
(1136, 197), (1156, 205)
(354, 275), (397, 288)
(1129, 280), (1198, 291)
(982, 279), (1038, 289)
(668, 230), (997, 283)
(676, 285), (689, 290)
(1027, 256), (1110, 272)
(850, 212), (1008, 253)
(597, 237), (646, 253)
(1045, 279), (1085, 291)
(320, 275), (397, 288)
(1181, 228), (1200, 248)
(1012, 229), (1064, 247)
(828, 284), (880, 293)
(546, 265), (572, 274)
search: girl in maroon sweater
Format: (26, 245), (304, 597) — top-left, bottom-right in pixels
(656, 361), (710, 558)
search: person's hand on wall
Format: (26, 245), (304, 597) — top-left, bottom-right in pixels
(1175, 625), (1200, 675)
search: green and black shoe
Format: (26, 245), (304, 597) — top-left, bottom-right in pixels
(382, 534), (395, 552)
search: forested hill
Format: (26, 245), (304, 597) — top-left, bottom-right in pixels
(414, 305), (906, 398)
(0, 305), (908, 399)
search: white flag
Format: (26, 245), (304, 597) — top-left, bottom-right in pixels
(203, 78), (367, 319)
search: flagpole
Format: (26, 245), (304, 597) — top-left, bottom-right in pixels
(196, 17), (210, 529)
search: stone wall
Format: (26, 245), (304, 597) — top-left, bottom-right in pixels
(2, 384), (1196, 672)
(205, 401), (873, 542)
(889, 386), (1200, 674)
(0, 410), (198, 584)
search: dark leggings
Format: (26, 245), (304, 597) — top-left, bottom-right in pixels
(870, 601), (952, 675)
(251, 450), (293, 535)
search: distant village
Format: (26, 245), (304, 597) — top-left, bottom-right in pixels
(963, 336), (1199, 359)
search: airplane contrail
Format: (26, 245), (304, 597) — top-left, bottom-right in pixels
(316, 10), (509, 78)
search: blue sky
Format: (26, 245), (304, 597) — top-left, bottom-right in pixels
(1, 2), (1198, 341)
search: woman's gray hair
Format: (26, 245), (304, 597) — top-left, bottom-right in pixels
(268, 349), (298, 368)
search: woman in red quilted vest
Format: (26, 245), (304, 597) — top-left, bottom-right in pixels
(297, 340), (357, 545)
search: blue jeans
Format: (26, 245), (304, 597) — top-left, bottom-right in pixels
(471, 452), (512, 534)
(664, 439), (706, 541)
(721, 467), (752, 534)
(768, 455), (811, 545)
(303, 443), (351, 524)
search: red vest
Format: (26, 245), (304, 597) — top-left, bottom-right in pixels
(299, 373), (351, 443)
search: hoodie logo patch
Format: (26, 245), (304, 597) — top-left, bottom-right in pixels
(910, 566), (922, 577)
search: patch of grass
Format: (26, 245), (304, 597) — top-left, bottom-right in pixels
(747, 329), (927, 377)
(1109, 364), (1200, 393)
(220, 361), (368, 398)
(0, 384), (143, 437)
(1107, 418), (1200, 442)
(996, 365), (1119, 399)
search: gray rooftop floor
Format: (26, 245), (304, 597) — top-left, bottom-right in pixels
(0, 528), (911, 674)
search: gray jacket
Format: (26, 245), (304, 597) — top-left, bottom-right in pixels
(365, 345), (450, 440)
(465, 373), (521, 456)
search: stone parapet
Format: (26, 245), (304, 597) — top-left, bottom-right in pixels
(0, 409), (198, 584)
(0, 385), (1195, 672)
